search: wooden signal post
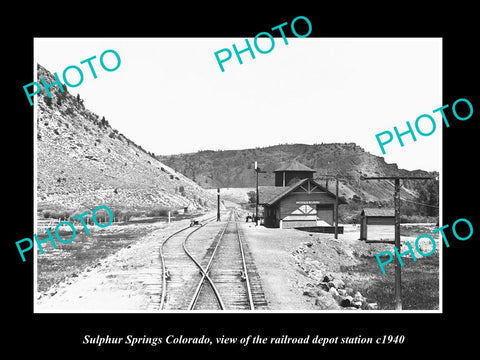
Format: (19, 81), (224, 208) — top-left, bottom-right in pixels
(361, 175), (435, 310)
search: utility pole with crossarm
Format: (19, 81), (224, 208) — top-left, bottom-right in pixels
(360, 175), (435, 310)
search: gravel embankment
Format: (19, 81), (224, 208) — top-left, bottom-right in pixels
(240, 220), (436, 311)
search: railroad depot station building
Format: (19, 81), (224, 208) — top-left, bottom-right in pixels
(258, 161), (347, 230)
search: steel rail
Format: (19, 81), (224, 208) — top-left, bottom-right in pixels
(186, 213), (231, 310)
(159, 216), (216, 310)
(234, 210), (255, 310)
(184, 240), (225, 311)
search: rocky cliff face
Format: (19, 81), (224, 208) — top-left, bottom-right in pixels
(36, 64), (216, 213)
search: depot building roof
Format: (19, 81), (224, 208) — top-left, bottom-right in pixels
(258, 178), (347, 207)
(361, 208), (395, 217)
(273, 160), (316, 173)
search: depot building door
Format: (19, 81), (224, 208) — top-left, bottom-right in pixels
(316, 203), (334, 225)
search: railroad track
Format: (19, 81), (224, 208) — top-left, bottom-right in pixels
(159, 216), (217, 310)
(159, 210), (267, 311)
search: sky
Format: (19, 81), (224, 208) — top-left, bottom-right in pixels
(34, 37), (442, 171)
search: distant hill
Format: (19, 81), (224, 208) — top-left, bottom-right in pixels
(37, 64), (216, 213)
(158, 143), (439, 204)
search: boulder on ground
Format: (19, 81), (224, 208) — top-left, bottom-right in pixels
(323, 273), (335, 282)
(339, 295), (354, 307)
(303, 289), (317, 297)
(318, 282), (330, 291)
(331, 278), (345, 289)
(314, 295), (341, 310)
(329, 287), (339, 297)
(354, 291), (365, 302)
(345, 287), (354, 296)
(352, 300), (363, 308)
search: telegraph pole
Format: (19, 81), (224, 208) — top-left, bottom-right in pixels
(316, 173), (347, 239)
(361, 175), (434, 310)
(393, 178), (401, 310)
(254, 162), (267, 226)
(217, 187), (220, 221)
(255, 162), (258, 224)
(335, 175), (339, 239)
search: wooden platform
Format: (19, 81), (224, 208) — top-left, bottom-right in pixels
(294, 226), (344, 234)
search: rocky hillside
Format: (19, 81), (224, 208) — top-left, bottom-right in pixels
(37, 64), (216, 213)
(158, 143), (439, 203)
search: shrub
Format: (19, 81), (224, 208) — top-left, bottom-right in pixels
(111, 208), (129, 222)
(112, 208), (121, 220)
(69, 210), (94, 225)
(400, 214), (438, 224)
(44, 95), (52, 107)
(43, 209), (72, 221)
(352, 194), (361, 202)
(119, 210), (133, 222)
(110, 208), (137, 222)
(146, 207), (171, 217)
(58, 210), (69, 221)
(93, 207), (112, 224)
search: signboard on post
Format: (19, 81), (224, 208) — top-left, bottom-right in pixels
(296, 200), (321, 205)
